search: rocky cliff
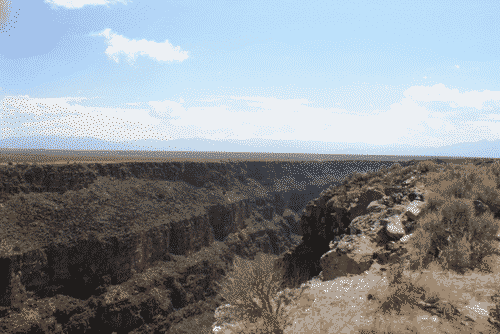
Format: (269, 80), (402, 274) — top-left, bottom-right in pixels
(273, 158), (500, 289)
(226, 157), (500, 334)
(0, 158), (421, 333)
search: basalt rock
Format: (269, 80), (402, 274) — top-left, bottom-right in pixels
(0, 159), (350, 333)
(260, 171), (500, 333)
(274, 165), (500, 290)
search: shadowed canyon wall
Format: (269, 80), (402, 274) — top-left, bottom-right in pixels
(0, 157), (446, 333)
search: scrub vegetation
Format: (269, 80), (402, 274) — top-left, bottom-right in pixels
(216, 159), (500, 333)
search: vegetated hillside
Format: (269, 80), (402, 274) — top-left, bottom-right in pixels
(212, 158), (500, 334)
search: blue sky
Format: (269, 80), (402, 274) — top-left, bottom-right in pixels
(1, 0), (500, 157)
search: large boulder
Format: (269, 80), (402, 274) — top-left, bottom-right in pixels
(275, 166), (500, 295)
(320, 234), (383, 281)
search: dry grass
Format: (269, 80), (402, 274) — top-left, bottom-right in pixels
(215, 159), (500, 333)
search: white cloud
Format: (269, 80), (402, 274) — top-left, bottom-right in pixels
(144, 95), (428, 145)
(1, 95), (171, 142)
(143, 84), (500, 147)
(484, 114), (500, 121)
(462, 121), (500, 134)
(91, 28), (190, 65)
(44, 0), (132, 9)
(3, 83), (500, 150)
(148, 100), (186, 119)
(403, 83), (500, 110)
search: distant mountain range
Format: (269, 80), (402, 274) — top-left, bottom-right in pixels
(0, 135), (498, 158)
(0, 136), (141, 151)
(417, 139), (499, 159)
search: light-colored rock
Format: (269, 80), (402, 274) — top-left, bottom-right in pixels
(212, 303), (249, 333)
(383, 215), (406, 239)
(399, 233), (413, 244)
(366, 200), (387, 213)
(348, 214), (385, 238)
(402, 176), (417, 187)
(281, 273), (387, 334)
(405, 200), (428, 220)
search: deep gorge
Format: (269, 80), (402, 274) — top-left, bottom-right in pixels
(0, 158), (419, 333)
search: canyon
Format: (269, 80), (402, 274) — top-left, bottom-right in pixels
(0, 157), (466, 333)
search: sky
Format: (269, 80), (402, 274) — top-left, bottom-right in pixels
(1, 0), (500, 157)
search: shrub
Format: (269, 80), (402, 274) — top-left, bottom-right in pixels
(389, 163), (402, 172)
(375, 165), (388, 177)
(401, 195), (500, 276)
(368, 176), (384, 187)
(485, 161), (500, 180)
(416, 160), (441, 173)
(344, 171), (365, 184)
(213, 252), (308, 334)
(395, 163), (500, 277)
(422, 164), (500, 218)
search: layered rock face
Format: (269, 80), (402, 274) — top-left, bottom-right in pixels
(0, 158), (414, 333)
(0, 162), (297, 303)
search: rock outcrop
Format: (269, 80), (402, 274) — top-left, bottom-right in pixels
(319, 182), (435, 281)
(274, 163), (432, 288)
(276, 163), (500, 289)
(264, 159), (500, 333)
(0, 189), (301, 307)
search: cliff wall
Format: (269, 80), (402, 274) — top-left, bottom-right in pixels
(0, 158), (414, 333)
